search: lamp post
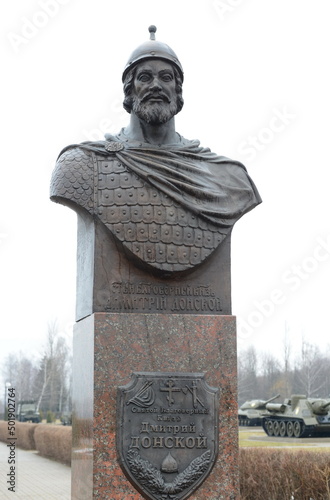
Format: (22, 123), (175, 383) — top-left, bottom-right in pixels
(4, 381), (11, 421)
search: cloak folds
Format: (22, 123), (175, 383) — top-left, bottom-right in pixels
(57, 135), (262, 231)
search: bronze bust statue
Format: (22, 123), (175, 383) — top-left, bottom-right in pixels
(50, 26), (261, 318)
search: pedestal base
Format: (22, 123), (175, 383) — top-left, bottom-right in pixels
(71, 313), (239, 499)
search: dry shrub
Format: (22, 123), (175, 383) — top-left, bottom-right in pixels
(34, 424), (72, 465)
(240, 448), (330, 500)
(0, 421), (38, 449)
(16, 422), (38, 449)
(0, 421), (8, 442)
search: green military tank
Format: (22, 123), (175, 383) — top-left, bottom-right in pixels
(261, 394), (330, 438)
(238, 394), (280, 426)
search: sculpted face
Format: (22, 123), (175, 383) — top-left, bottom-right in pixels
(131, 59), (179, 125)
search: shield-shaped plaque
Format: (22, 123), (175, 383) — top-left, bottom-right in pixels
(117, 372), (219, 500)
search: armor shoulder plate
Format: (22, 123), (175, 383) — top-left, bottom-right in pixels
(50, 147), (94, 213)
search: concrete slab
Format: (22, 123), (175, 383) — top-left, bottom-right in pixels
(0, 441), (71, 499)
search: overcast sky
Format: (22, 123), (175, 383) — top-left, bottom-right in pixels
(1, 0), (330, 386)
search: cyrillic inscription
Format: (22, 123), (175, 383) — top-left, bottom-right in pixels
(102, 282), (222, 313)
(117, 372), (219, 500)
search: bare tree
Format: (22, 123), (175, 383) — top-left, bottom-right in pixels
(238, 346), (259, 404)
(258, 352), (281, 398)
(2, 352), (38, 402)
(294, 340), (329, 397)
(237, 339), (330, 405)
(281, 321), (293, 397)
(34, 321), (71, 414)
(1, 321), (72, 419)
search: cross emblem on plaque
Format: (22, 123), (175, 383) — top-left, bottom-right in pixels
(160, 379), (181, 406)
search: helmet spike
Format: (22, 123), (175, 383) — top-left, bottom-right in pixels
(148, 25), (157, 40)
(122, 26), (184, 82)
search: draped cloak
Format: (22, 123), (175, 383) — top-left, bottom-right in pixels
(50, 133), (262, 272)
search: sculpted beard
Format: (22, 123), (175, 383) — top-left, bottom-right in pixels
(132, 96), (178, 125)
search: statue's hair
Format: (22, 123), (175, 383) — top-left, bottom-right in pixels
(123, 62), (184, 114)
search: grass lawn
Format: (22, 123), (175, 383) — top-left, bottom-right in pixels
(239, 427), (330, 452)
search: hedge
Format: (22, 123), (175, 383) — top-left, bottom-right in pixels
(0, 421), (38, 449)
(1, 421), (330, 498)
(240, 448), (330, 500)
(0, 421), (71, 465)
(34, 424), (72, 465)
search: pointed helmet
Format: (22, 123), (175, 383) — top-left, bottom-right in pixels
(122, 25), (184, 82)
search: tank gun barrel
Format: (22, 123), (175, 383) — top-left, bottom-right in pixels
(311, 400), (330, 415)
(264, 393), (280, 405)
(265, 403), (286, 413)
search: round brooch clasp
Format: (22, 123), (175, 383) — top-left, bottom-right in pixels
(105, 141), (124, 152)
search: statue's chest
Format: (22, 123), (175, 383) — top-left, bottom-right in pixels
(96, 158), (225, 272)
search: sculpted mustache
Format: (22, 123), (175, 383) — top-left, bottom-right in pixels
(141, 93), (171, 103)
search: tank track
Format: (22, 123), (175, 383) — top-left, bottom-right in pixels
(262, 417), (315, 438)
(238, 416), (261, 427)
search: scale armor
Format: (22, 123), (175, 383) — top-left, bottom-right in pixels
(50, 147), (226, 272)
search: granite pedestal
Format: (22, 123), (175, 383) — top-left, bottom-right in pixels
(71, 313), (239, 499)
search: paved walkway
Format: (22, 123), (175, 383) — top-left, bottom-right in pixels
(0, 441), (71, 499)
